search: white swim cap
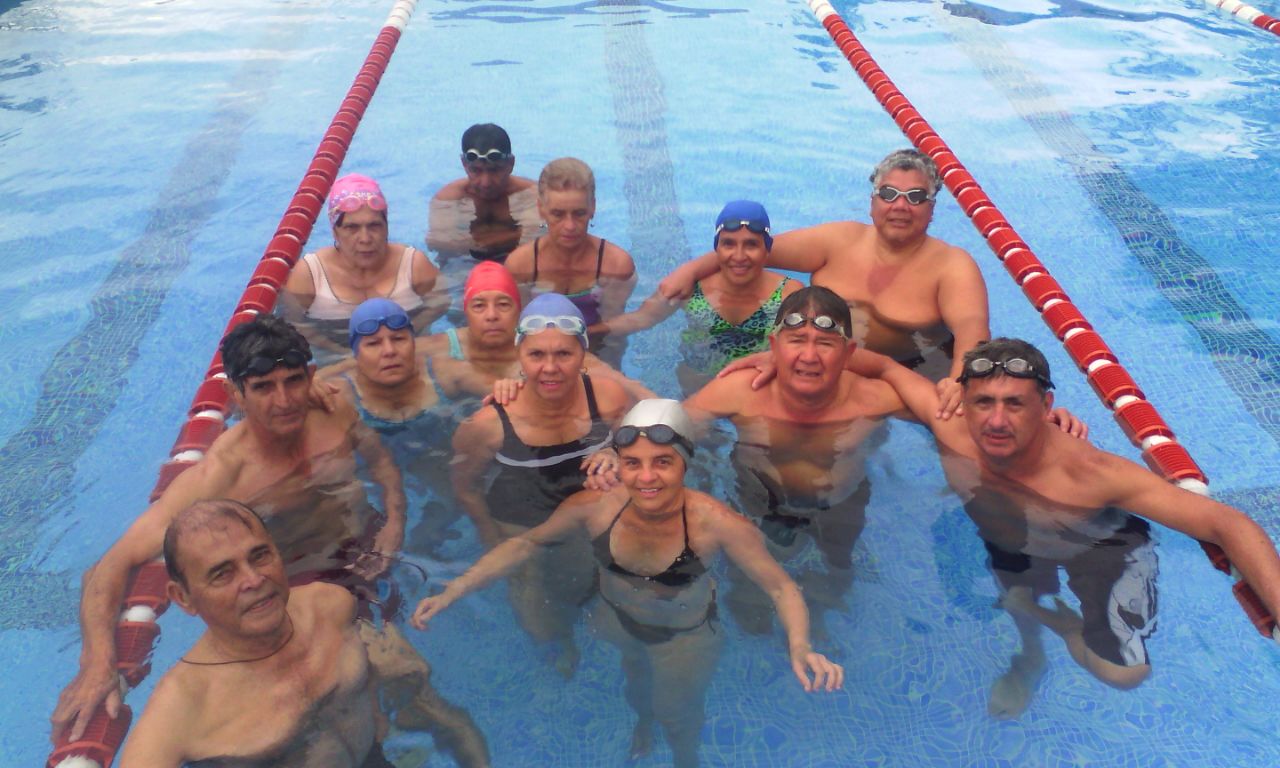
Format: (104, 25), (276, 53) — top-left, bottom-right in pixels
(615, 399), (696, 463)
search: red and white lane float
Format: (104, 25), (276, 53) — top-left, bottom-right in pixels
(47, 2), (420, 766)
(1205, 0), (1280, 37)
(804, 0), (1278, 641)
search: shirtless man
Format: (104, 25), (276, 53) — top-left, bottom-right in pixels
(856, 337), (1280, 718)
(51, 317), (406, 745)
(660, 148), (990, 414)
(427, 123), (540, 270)
(682, 286), (903, 633)
(119, 500), (389, 768)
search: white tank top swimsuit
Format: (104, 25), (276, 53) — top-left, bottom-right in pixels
(302, 246), (426, 321)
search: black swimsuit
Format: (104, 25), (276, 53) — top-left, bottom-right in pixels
(485, 374), (613, 528)
(593, 502), (715, 644)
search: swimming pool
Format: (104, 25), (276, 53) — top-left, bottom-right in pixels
(6, 0), (1280, 764)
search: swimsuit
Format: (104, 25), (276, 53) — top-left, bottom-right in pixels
(679, 277), (792, 374)
(445, 327), (466, 361)
(301, 246), (425, 321)
(592, 501), (716, 644)
(982, 512), (1158, 667)
(531, 237), (607, 326)
(484, 374), (613, 527)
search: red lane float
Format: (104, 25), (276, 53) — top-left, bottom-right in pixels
(1204, 0), (1280, 38)
(804, 0), (1276, 639)
(48, 3), (421, 766)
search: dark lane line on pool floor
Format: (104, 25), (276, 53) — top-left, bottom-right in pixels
(938, 8), (1280, 449)
(0, 44), (292, 627)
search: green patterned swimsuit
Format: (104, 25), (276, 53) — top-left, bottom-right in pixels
(679, 277), (793, 374)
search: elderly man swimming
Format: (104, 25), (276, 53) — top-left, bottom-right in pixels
(119, 500), (388, 767)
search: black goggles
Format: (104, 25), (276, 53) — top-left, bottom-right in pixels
(463, 148), (510, 164)
(771, 312), (851, 340)
(233, 348), (310, 380)
(715, 219), (770, 237)
(958, 357), (1054, 389)
(614, 424), (694, 456)
(875, 185), (934, 205)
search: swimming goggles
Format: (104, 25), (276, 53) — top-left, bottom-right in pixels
(715, 219), (771, 237)
(463, 148), (511, 164)
(352, 312), (413, 338)
(958, 357), (1054, 389)
(874, 185), (934, 205)
(614, 424), (695, 456)
(233, 348), (310, 380)
(328, 190), (388, 224)
(515, 314), (588, 343)
(771, 312), (851, 340)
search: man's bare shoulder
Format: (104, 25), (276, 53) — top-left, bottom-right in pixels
(686, 370), (753, 414)
(508, 175), (536, 193)
(292, 581), (358, 624)
(432, 178), (470, 202)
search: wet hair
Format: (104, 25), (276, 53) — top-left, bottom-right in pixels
(869, 148), (943, 196)
(773, 285), (853, 337)
(961, 337), (1054, 393)
(538, 157), (596, 206)
(163, 499), (270, 589)
(220, 316), (312, 389)
(461, 122), (512, 155)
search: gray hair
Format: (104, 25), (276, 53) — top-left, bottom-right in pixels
(869, 148), (942, 196)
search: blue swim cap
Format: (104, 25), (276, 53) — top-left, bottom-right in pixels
(517, 293), (588, 349)
(713, 200), (773, 251)
(349, 298), (413, 352)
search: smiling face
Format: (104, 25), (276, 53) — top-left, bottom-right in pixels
(770, 323), (852, 399)
(619, 437), (686, 514)
(715, 228), (768, 288)
(538, 188), (594, 251)
(962, 374), (1054, 463)
(517, 329), (586, 402)
(465, 289), (519, 348)
(869, 167), (935, 247)
(169, 517), (290, 640)
(232, 364), (312, 438)
(355, 324), (417, 387)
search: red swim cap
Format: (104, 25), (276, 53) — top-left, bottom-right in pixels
(463, 261), (521, 310)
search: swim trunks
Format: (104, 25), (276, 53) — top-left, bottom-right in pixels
(984, 513), (1158, 667)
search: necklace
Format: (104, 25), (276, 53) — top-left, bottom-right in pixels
(180, 614), (295, 666)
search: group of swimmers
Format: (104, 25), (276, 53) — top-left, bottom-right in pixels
(49, 122), (1280, 767)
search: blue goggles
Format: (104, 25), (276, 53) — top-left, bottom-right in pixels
(349, 313), (413, 352)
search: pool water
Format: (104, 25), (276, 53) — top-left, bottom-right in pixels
(4, 0), (1280, 764)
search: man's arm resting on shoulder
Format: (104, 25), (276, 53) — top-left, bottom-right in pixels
(53, 454), (236, 743)
(1110, 456), (1280, 620)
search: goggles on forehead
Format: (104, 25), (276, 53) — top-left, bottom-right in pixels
(874, 185), (934, 205)
(614, 424), (695, 457)
(463, 148), (510, 164)
(715, 219), (771, 237)
(958, 357), (1054, 389)
(233, 348), (310, 381)
(328, 190), (388, 224)
(515, 314), (588, 344)
(771, 312), (852, 340)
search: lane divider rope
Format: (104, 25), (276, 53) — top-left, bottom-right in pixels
(46, 2), (419, 766)
(1204, 0), (1280, 37)
(805, 0), (1278, 641)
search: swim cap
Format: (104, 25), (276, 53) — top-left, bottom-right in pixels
(461, 123), (512, 155)
(616, 398), (696, 463)
(713, 200), (773, 251)
(463, 261), (521, 310)
(328, 173), (388, 227)
(349, 298), (413, 352)
(516, 293), (588, 349)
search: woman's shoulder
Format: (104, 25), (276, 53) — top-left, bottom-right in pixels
(600, 239), (636, 277)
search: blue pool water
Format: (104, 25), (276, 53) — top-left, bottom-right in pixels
(4, 0), (1280, 764)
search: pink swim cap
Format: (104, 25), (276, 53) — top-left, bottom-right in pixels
(463, 261), (521, 309)
(328, 173), (388, 227)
